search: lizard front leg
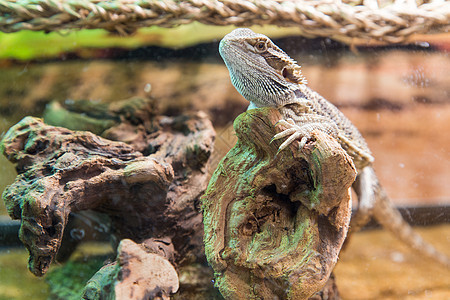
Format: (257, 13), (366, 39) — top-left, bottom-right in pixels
(272, 114), (339, 153)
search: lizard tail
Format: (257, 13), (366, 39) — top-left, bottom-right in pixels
(372, 183), (450, 269)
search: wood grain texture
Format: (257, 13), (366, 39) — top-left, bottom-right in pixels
(0, 97), (215, 299)
(202, 107), (356, 299)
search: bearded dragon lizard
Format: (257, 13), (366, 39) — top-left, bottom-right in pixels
(219, 28), (450, 268)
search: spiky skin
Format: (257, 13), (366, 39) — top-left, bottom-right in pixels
(219, 28), (373, 170)
(219, 28), (306, 108)
(219, 28), (450, 268)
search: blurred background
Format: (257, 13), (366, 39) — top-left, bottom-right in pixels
(0, 1), (449, 299)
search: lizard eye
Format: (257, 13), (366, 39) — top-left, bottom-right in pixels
(255, 41), (267, 52)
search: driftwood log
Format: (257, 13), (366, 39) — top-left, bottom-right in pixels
(202, 107), (356, 299)
(0, 98), (215, 298)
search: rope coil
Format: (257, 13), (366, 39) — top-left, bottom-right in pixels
(0, 0), (449, 42)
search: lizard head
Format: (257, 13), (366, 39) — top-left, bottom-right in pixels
(219, 28), (307, 108)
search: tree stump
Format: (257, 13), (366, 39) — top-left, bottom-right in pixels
(0, 97), (215, 298)
(202, 107), (356, 299)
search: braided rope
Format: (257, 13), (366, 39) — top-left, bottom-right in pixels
(0, 0), (449, 43)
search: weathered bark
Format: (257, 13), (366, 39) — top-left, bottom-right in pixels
(202, 107), (356, 299)
(0, 96), (215, 296)
(82, 239), (179, 300)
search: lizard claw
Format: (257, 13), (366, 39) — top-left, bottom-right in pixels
(274, 118), (296, 127)
(270, 127), (297, 144)
(272, 119), (311, 153)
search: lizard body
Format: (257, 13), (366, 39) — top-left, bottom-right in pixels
(219, 28), (450, 268)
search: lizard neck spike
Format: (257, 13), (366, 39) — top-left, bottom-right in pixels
(265, 42), (308, 85)
(281, 61), (308, 85)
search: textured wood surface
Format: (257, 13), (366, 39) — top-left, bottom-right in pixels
(0, 97), (215, 298)
(82, 239), (179, 300)
(203, 107), (356, 299)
